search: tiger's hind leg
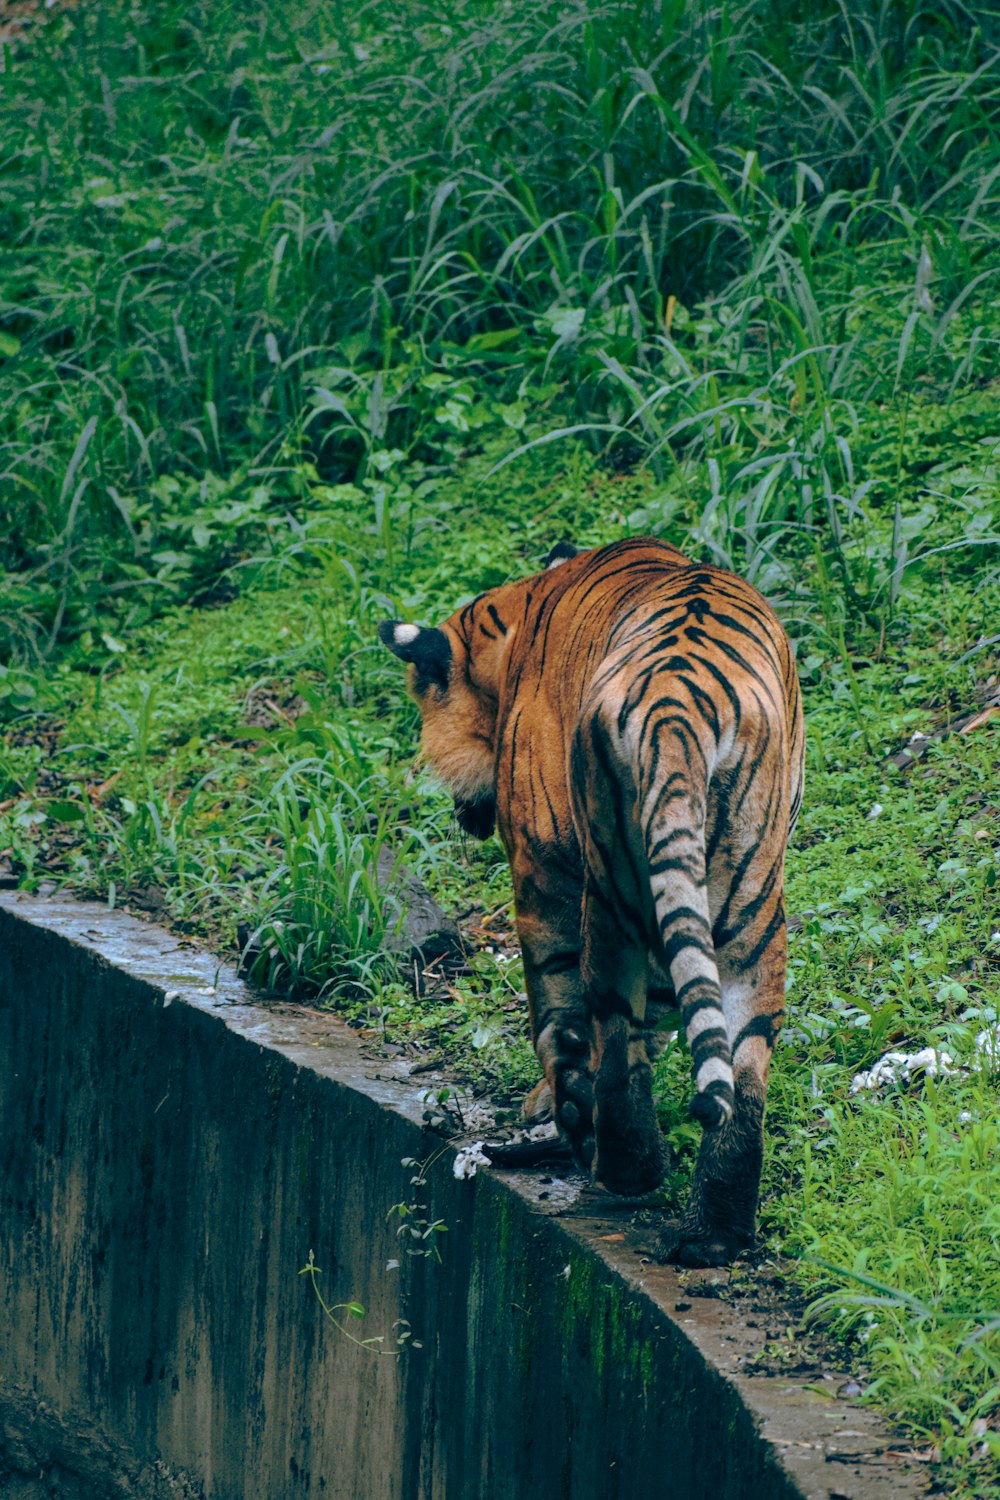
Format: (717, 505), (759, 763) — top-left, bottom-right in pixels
(568, 709), (664, 1196)
(661, 919), (787, 1267)
(583, 880), (665, 1197)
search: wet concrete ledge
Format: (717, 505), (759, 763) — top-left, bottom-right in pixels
(0, 894), (924, 1500)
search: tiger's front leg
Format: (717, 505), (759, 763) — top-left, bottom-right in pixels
(513, 878), (596, 1172)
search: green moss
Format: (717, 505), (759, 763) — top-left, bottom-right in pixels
(550, 1251), (660, 1391)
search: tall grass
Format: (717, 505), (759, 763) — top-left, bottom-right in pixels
(241, 766), (402, 999)
(2, 0), (998, 658)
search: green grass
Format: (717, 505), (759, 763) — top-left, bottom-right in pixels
(2, 0), (999, 1491)
(3, 0), (999, 656)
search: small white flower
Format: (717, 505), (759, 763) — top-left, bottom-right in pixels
(974, 1028), (1000, 1068)
(906, 1046), (954, 1078)
(850, 1045), (955, 1094)
(452, 1143), (490, 1180)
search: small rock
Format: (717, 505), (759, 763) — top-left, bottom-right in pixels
(377, 847), (466, 988)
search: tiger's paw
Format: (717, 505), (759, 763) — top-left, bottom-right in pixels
(657, 1221), (753, 1269)
(592, 1099), (664, 1197)
(552, 1063), (595, 1172)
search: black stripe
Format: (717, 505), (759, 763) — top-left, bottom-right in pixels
(533, 950), (581, 976)
(684, 677), (722, 740)
(647, 827), (693, 857)
(732, 1012), (784, 1053)
(661, 927), (713, 967)
(732, 901), (786, 973)
(536, 762), (563, 839)
(690, 1033), (732, 1063)
(688, 630), (780, 714)
(682, 655), (741, 738)
(648, 856), (705, 881)
(658, 905), (710, 933)
(714, 854), (781, 950)
(674, 976), (720, 1007)
(680, 994), (723, 1022)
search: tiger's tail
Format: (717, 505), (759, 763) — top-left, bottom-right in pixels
(645, 809), (734, 1129)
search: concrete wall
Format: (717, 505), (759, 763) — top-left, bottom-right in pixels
(0, 897), (918, 1500)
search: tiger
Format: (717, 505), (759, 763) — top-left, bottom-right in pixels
(379, 537), (804, 1267)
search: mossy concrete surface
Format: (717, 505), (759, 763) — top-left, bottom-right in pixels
(0, 895), (924, 1499)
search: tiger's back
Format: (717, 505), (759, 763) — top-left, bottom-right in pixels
(380, 537), (804, 1267)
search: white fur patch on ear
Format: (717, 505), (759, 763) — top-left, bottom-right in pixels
(393, 623), (421, 645)
(544, 541), (579, 569)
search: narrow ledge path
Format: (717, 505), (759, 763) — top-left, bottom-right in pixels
(0, 892), (927, 1500)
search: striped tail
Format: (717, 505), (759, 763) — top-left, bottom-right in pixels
(646, 821), (734, 1129)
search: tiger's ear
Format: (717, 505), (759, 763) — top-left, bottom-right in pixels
(378, 620), (451, 692)
(544, 540), (580, 569)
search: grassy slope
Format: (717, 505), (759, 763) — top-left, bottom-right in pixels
(4, 415), (998, 1487)
(2, 0), (999, 1490)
